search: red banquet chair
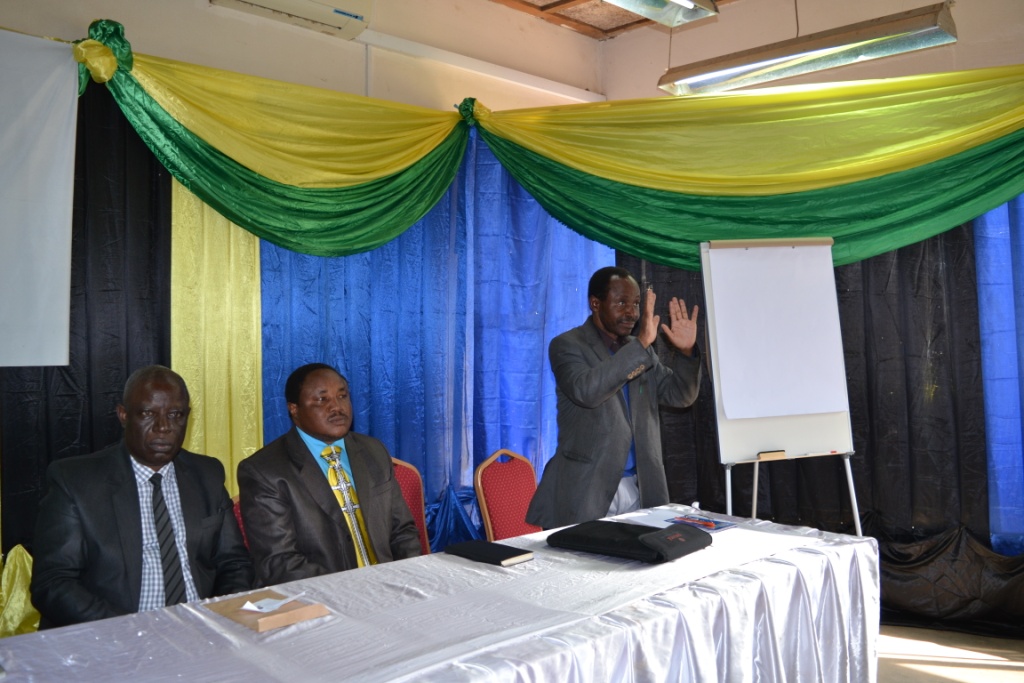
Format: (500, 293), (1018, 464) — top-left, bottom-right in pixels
(392, 457), (431, 555)
(231, 495), (248, 549)
(474, 449), (543, 542)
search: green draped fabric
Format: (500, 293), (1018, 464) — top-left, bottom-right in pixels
(471, 67), (1024, 196)
(74, 20), (1024, 266)
(114, 69), (468, 256)
(476, 124), (1024, 269)
(78, 23), (468, 256)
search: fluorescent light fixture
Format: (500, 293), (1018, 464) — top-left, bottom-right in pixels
(604, 0), (718, 28)
(659, 3), (956, 95)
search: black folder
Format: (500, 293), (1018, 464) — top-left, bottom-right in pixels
(546, 520), (712, 564)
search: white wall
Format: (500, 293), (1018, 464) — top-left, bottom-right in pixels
(2, 0), (1022, 108)
(0, 0), (602, 110)
(604, 0), (1024, 100)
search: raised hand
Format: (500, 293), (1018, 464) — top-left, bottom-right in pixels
(636, 287), (660, 348)
(660, 297), (699, 356)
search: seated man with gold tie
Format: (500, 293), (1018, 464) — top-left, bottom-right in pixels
(238, 363), (421, 586)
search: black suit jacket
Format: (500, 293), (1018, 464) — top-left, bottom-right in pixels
(237, 427), (421, 587)
(30, 443), (254, 627)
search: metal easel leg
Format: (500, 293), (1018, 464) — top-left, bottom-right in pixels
(725, 464), (733, 516)
(751, 461), (759, 520)
(842, 452), (862, 536)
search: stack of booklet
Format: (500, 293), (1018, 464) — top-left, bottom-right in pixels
(205, 590), (329, 632)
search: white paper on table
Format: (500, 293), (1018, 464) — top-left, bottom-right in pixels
(240, 592), (305, 613)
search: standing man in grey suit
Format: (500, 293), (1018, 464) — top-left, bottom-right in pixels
(526, 266), (702, 529)
(31, 366), (253, 628)
(238, 363), (420, 586)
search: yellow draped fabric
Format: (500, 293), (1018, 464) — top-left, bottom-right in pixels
(72, 39), (118, 83)
(477, 65), (1024, 195)
(171, 180), (263, 495)
(132, 54), (461, 187)
(127, 50), (1024, 197)
(0, 545), (40, 637)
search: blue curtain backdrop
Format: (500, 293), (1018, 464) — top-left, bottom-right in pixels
(260, 129), (614, 549)
(976, 195), (1024, 556)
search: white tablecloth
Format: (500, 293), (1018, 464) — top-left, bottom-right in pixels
(0, 505), (879, 682)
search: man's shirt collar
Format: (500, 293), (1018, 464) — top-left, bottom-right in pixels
(590, 316), (628, 354)
(296, 426), (354, 483)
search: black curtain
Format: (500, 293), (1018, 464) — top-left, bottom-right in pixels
(0, 84), (172, 554)
(622, 223), (1024, 636)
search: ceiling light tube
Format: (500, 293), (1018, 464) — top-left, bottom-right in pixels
(658, 3), (956, 96)
(603, 0), (717, 29)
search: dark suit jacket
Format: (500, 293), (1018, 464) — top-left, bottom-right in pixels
(526, 319), (702, 529)
(237, 427), (421, 586)
(30, 443), (254, 628)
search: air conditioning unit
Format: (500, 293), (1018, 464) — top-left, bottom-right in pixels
(210, 0), (374, 40)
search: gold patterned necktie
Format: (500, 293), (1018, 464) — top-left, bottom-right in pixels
(320, 445), (378, 567)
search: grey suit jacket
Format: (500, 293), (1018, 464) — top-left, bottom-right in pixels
(237, 427), (421, 586)
(526, 319), (702, 529)
(30, 443), (254, 627)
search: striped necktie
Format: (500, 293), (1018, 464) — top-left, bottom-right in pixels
(150, 472), (187, 605)
(321, 445), (378, 568)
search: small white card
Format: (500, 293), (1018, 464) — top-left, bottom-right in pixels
(240, 591), (305, 613)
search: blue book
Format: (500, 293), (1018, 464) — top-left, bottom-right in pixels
(667, 514), (736, 533)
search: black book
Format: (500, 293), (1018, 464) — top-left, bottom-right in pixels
(444, 540), (534, 567)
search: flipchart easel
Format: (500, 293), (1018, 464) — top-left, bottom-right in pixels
(700, 239), (861, 536)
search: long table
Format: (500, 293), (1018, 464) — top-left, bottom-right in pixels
(0, 505), (878, 682)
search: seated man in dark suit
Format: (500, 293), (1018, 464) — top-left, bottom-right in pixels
(31, 365), (253, 627)
(238, 363), (421, 586)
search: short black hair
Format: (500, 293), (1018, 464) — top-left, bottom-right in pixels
(122, 365), (190, 405)
(285, 363), (346, 404)
(588, 266), (636, 300)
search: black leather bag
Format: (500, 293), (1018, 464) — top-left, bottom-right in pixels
(546, 520), (712, 564)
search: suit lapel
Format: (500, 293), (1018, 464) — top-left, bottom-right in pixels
(580, 320), (610, 365)
(581, 321), (632, 419)
(109, 444), (144, 611)
(174, 452), (204, 568)
(284, 428), (345, 526)
(345, 434), (384, 556)
(346, 434), (372, 492)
